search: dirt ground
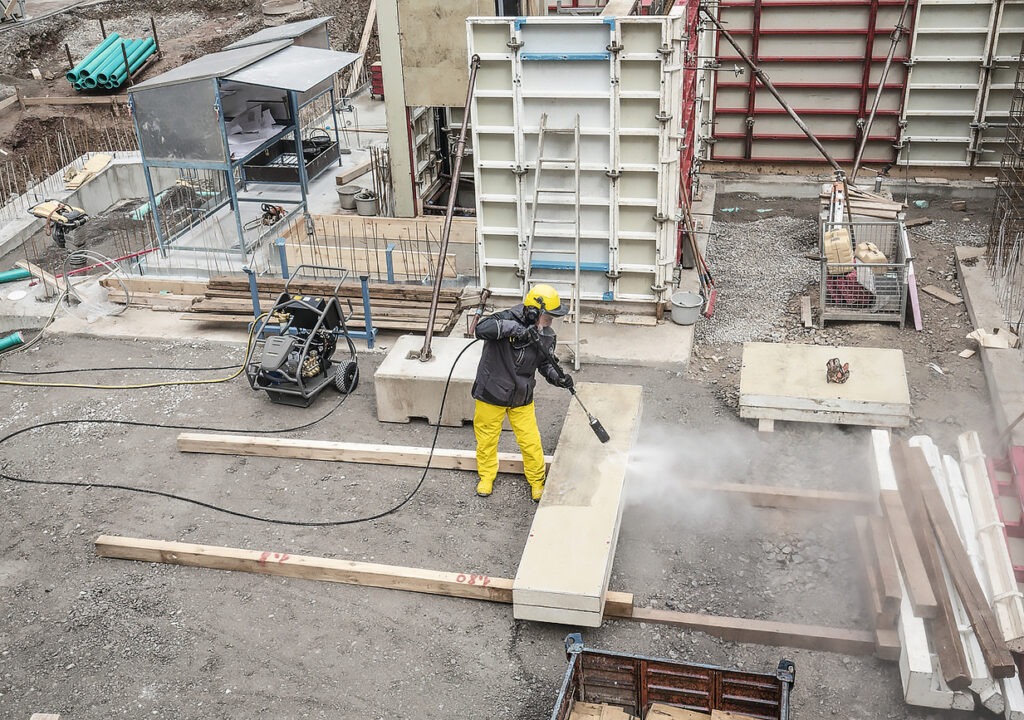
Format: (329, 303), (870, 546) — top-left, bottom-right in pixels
(0, 189), (1000, 720)
(0, 2), (1011, 718)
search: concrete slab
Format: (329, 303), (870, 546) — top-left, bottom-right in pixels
(513, 382), (643, 627)
(739, 341), (911, 430)
(956, 246), (1024, 445)
(373, 334), (481, 426)
(0, 277), (55, 333)
(577, 318), (693, 368)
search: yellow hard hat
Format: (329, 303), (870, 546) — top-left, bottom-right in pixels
(524, 284), (568, 316)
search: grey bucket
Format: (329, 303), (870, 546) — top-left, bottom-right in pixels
(337, 185), (361, 210)
(670, 291), (703, 325)
(355, 191), (378, 217)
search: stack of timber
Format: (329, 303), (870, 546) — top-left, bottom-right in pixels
(188, 276), (466, 334)
(819, 184), (907, 220)
(868, 429), (1024, 716)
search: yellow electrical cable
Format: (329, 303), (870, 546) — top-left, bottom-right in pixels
(0, 313), (269, 390)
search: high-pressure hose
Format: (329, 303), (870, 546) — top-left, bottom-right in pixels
(526, 332), (610, 444)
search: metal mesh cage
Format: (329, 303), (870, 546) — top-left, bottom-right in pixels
(819, 220), (909, 327)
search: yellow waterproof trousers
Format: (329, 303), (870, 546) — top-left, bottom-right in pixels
(474, 399), (546, 485)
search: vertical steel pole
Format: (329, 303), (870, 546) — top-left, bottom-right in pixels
(360, 274), (375, 349)
(276, 237), (290, 279)
(419, 54), (481, 361)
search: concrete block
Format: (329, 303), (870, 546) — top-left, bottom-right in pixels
(374, 334), (482, 426)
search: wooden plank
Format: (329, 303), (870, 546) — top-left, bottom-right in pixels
(23, 95), (129, 106)
(345, 0), (376, 96)
(679, 481), (875, 512)
(854, 516), (898, 629)
(600, 0), (637, 14)
(621, 607), (876, 655)
(958, 432), (1024, 653)
(875, 627), (900, 662)
(0, 93), (20, 113)
(513, 383), (643, 625)
(800, 295), (812, 328)
(910, 437), (1005, 713)
(890, 442), (972, 689)
(94, 535), (634, 615)
(647, 705), (709, 720)
(920, 285), (963, 305)
(905, 217), (933, 228)
(30, 715), (61, 720)
(334, 159), (372, 185)
(903, 443), (1016, 678)
(176, 432), (552, 474)
(897, 569), (974, 710)
(100, 276), (209, 296)
(907, 260), (923, 331)
(879, 490), (938, 618)
(867, 515), (903, 613)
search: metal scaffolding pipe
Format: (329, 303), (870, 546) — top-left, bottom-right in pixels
(701, 7), (842, 173)
(419, 54), (481, 361)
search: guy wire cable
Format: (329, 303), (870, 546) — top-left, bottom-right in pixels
(0, 340), (481, 527)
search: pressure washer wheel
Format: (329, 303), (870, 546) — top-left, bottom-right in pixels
(335, 359), (359, 394)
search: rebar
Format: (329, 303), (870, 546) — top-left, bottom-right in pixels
(988, 39), (1024, 333)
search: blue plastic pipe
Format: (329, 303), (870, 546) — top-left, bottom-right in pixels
(0, 332), (24, 352)
(94, 39), (137, 82)
(0, 267), (31, 284)
(65, 32), (120, 82)
(107, 39), (156, 87)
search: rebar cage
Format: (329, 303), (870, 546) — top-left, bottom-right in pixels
(819, 220), (909, 328)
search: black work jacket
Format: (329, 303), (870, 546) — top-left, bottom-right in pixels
(472, 304), (561, 408)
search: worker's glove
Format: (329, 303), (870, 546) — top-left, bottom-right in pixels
(513, 324), (540, 345)
(522, 306), (540, 326)
(556, 373), (574, 391)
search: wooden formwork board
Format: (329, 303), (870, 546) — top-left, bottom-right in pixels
(513, 383), (643, 627)
(739, 342), (910, 430)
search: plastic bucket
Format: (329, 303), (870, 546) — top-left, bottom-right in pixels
(355, 191), (378, 217)
(337, 185), (361, 210)
(670, 291), (703, 325)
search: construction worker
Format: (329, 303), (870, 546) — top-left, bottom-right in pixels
(472, 284), (574, 502)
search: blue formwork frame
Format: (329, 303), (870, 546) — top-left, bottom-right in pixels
(132, 81), (342, 265)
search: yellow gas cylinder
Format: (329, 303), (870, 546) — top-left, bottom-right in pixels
(823, 227), (853, 273)
(855, 241), (888, 274)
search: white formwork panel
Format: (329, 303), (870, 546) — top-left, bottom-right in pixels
(900, 0), (1024, 167)
(467, 12), (684, 304)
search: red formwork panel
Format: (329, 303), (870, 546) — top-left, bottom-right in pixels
(709, 0), (916, 167)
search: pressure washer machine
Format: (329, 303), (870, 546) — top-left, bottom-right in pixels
(245, 266), (359, 407)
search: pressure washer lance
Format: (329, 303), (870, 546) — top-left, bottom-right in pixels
(527, 330), (610, 444)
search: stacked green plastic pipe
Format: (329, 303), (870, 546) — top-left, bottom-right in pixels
(66, 33), (157, 91)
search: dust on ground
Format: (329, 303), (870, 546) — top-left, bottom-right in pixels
(0, 4), (1006, 719)
(0, 186), (997, 720)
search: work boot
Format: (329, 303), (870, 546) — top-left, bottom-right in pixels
(476, 477), (493, 497)
(529, 478), (545, 502)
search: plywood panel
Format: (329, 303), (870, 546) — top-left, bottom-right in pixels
(397, 0), (492, 107)
(513, 382), (643, 626)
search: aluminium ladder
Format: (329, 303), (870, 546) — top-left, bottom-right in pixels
(524, 113), (582, 370)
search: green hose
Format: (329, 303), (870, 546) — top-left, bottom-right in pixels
(0, 268), (31, 284)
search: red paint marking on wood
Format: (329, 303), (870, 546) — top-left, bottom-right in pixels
(257, 551), (271, 566)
